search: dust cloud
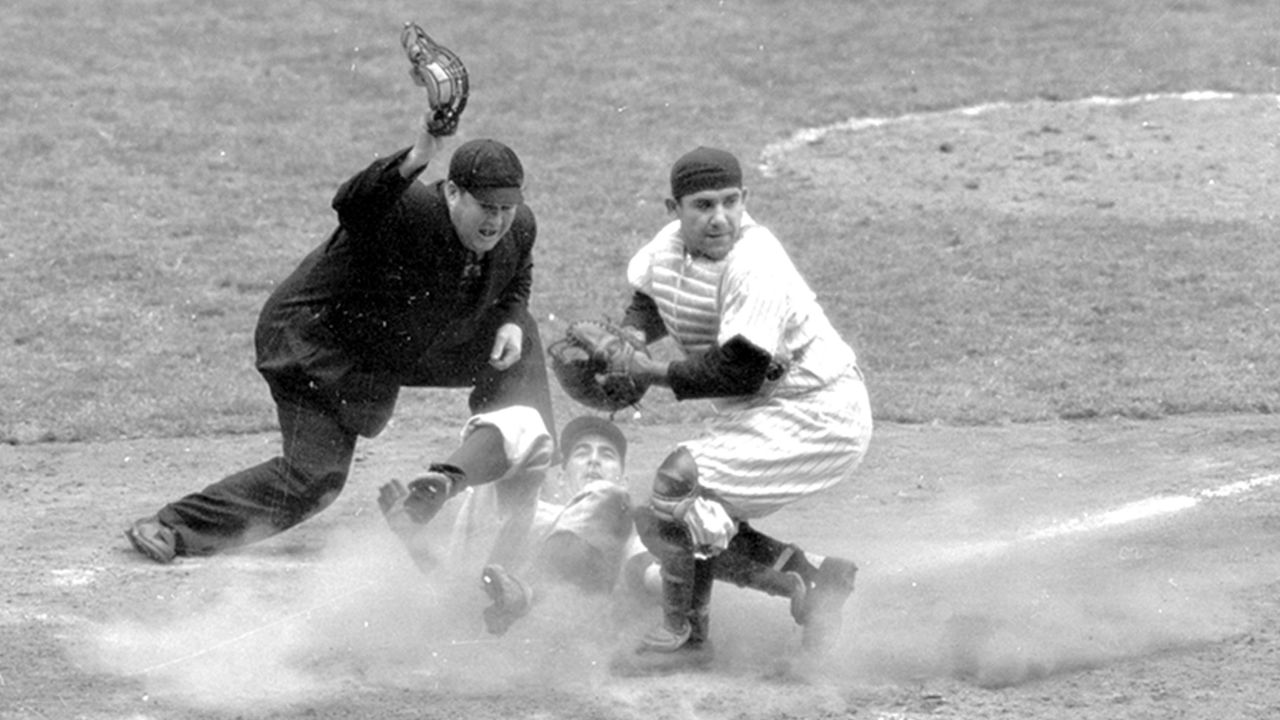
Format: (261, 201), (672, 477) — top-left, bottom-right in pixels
(78, 522), (634, 712)
(77, 506), (1248, 713)
(837, 529), (1246, 688)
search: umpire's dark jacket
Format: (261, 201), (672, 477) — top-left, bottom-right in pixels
(253, 147), (546, 434)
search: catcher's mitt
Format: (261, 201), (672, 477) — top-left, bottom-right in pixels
(548, 320), (651, 413)
(401, 21), (469, 137)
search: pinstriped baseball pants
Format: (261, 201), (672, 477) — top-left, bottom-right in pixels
(682, 365), (872, 519)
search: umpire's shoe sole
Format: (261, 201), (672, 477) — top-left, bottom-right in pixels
(125, 516), (178, 564)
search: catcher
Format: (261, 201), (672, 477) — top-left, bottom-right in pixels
(555, 147), (873, 673)
(126, 23), (554, 564)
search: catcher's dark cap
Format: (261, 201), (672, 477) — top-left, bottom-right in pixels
(449, 139), (524, 205)
(559, 416), (627, 465)
(670, 146), (742, 201)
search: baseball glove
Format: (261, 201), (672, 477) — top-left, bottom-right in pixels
(548, 320), (651, 413)
(401, 21), (469, 137)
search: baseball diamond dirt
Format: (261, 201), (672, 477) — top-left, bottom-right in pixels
(4, 93), (1280, 720)
(4, 412), (1280, 719)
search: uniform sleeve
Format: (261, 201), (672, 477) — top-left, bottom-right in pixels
(717, 234), (794, 356)
(667, 335), (773, 400)
(331, 147), (422, 238)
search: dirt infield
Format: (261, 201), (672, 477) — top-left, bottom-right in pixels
(764, 92), (1279, 224)
(4, 412), (1279, 719)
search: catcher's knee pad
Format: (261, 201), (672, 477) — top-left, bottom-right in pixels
(651, 446), (698, 518)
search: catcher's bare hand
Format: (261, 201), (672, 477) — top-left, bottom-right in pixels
(571, 322), (634, 371)
(623, 349), (668, 386)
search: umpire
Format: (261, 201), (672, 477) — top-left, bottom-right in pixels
(126, 117), (554, 562)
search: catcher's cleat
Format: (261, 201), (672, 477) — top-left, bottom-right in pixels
(125, 516), (177, 564)
(638, 619), (693, 653)
(400, 21), (469, 136)
(611, 623), (714, 676)
(481, 564), (532, 636)
(798, 557), (858, 653)
(783, 571), (809, 625)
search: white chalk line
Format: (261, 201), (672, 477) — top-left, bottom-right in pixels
(757, 90), (1280, 178)
(919, 472), (1280, 569)
(1025, 472), (1280, 542)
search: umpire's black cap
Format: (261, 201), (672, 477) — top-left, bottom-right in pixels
(449, 138), (524, 205)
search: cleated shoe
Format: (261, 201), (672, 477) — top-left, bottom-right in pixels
(403, 470), (456, 525)
(799, 557), (858, 653)
(638, 619), (693, 653)
(612, 640), (714, 676)
(125, 516), (177, 564)
(480, 564), (532, 635)
(784, 571), (809, 624)
(610, 619), (713, 676)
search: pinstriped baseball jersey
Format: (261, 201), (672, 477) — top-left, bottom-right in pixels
(628, 212), (872, 518)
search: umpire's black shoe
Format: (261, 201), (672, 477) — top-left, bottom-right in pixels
(125, 516), (177, 564)
(799, 557), (858, 653)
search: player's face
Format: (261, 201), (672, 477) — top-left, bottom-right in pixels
(562, 433), (624, 485)
(669, 187), (748, 261)
(446, 183), (519, 254)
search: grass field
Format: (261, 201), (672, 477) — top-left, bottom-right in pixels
(2, 0), (1278, 443)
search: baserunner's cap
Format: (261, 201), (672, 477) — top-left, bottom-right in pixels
(559, 415), (627, 465)
(449, 139), (524, 205)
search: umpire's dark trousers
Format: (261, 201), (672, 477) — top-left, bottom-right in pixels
(154, 310), (553, 557)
